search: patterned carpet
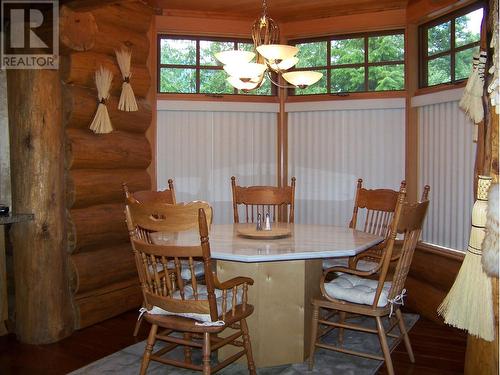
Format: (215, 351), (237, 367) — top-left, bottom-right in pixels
(70, 313), (418, 375)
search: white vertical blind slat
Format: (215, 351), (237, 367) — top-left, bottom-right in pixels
(157, 110), (276, 224)
(288, 108), (405, 226)
(418, 100), (476, 251)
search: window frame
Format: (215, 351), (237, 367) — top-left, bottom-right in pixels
(289, 29), (406, 95)
(418, 2), (484, 88)
(157, 34), (276, 96)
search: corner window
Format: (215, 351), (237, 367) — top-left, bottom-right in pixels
(419, 4), (484, 87)
(158, 35), (273, 96)
(290, 31), (405, 95)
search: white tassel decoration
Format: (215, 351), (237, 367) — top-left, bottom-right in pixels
(487, 0), (499, 114)
(115, 47), (138, 112)
(89, 66), (113, 134)
(459, 51), (487, 124)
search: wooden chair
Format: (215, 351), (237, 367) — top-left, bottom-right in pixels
(308, 187), (430, 375)
(322, 178), (406, 272)
(125, 201), (256, 375)
(350, 181), (430, 268)
(231, 176), (296, 223)
(123, 178), (176, 205)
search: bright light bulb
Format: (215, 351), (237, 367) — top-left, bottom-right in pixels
(282, 71), (323, 88)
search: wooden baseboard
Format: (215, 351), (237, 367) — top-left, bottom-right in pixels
(406, 243), (464, 324)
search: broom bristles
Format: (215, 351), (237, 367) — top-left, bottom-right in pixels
(118, 82), (138, 111)
(90, 103), (113, 134)
(438, 250), (494, 341)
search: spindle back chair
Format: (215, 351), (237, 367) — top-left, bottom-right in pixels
(309, 188), (429, 375)
(231, 176), (296, 223)
(123, 178), (176, 205)
(125, 202), (255, 375)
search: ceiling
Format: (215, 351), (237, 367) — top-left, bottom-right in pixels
(149, 0), (409, 22)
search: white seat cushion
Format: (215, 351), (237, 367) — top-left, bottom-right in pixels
(146, 284), (243, 323)
(150, 260), (205, 281)
(324, 273), (391, 307)
(322, 257), (377, 272)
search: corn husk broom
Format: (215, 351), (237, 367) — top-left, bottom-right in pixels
(438, 175), (495, 341)
(115, 47), (138, 111)
(89, 66), (113, 134)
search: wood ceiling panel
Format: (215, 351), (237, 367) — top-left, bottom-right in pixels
(151, 0), (408, 21)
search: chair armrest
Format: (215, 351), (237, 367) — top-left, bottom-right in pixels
(212, 272), (254, 289)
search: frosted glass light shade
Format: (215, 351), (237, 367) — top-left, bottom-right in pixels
(227, 76), (264, 90)
(282, 71), (323, 88)
(268, 57), (298, 72)
(256, 44), (298, 61)
(215, 50), (255, 65)
(223, 63), (266, 80)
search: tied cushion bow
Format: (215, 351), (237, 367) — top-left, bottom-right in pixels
(387, 288), (406, 317)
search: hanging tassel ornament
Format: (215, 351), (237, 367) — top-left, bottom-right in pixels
(438, 175), (495, 341)
(89, 66), (113, 134)
(115, 47), (138, 112)
(487, 0), (499, 114)
(459, 51), (487, 125)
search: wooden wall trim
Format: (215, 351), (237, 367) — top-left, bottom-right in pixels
(406, 242), (464, 324)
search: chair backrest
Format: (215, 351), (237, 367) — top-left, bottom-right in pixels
(123, 179), (176, 205)
(371, 188), (430, 308)
(125, 201), (220, 321)
(231, 176), (296, 223)
(349, 178), (406, 238)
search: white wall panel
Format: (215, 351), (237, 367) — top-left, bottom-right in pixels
(157, 110), (276, 224)
(289, 108), (405, 227)
(418, 100), (475, 251)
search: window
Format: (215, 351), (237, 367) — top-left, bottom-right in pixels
(158, 35), (273, 96)
(290, 31), (405, 95)
(420, 3), (484, 87)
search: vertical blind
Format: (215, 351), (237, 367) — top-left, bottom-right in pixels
(418, 100), (476, 251)
(288, 107), (405, 226)
(157, 109), (277, 224)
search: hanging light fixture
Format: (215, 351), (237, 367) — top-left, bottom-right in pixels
(214, 0), (323, 91)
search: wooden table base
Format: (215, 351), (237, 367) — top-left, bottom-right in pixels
(216, 259), (322, 367)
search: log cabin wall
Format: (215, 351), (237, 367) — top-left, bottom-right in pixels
(61, 1), (153, 329)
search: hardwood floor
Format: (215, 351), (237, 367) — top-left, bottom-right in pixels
(0, 309), (466, 374)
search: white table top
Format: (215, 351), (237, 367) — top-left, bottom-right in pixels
(151, 223), (382, 263)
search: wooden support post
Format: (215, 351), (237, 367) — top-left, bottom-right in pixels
(7, 69), (74, 344)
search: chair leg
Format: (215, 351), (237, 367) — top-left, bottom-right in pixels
(396, 309), (415, 363)
(375, 316), (394, 375)
(183, 333), (192, 364)
(140, 324), (158, 375)
(240, 318), (256, 375)
(133, 315), (143, 337)
(202, 332), (211, 375)
(308, 304), (320, 370)
(338, 311), (346, 346)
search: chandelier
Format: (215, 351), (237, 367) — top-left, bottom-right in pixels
(214, 0), (323, 91)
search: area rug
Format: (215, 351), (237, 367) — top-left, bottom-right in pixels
(70, 313), (418, 375)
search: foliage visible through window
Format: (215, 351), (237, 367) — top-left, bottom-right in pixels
(420, 5), (483, 87)
(290, 31), (405, 95)
(158, 36), (273, 95)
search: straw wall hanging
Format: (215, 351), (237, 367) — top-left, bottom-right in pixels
(115, 47), (138, 112)
(89, 66), (113, 134)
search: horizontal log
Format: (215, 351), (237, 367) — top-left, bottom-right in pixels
(60, 6), (97, 53)
(405, 275), (447, 325)
(63, 84), (152, 134)
(70, 244), (137, 294)
(71, 203), (129, 252)
(92, 2), (153, 34)
(74, 278), (142, 329)
(91, 22), (149, 65)
(66, 128), (151, 170)
(60, 52), (150, 98)
(70, 168), (151, 208)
